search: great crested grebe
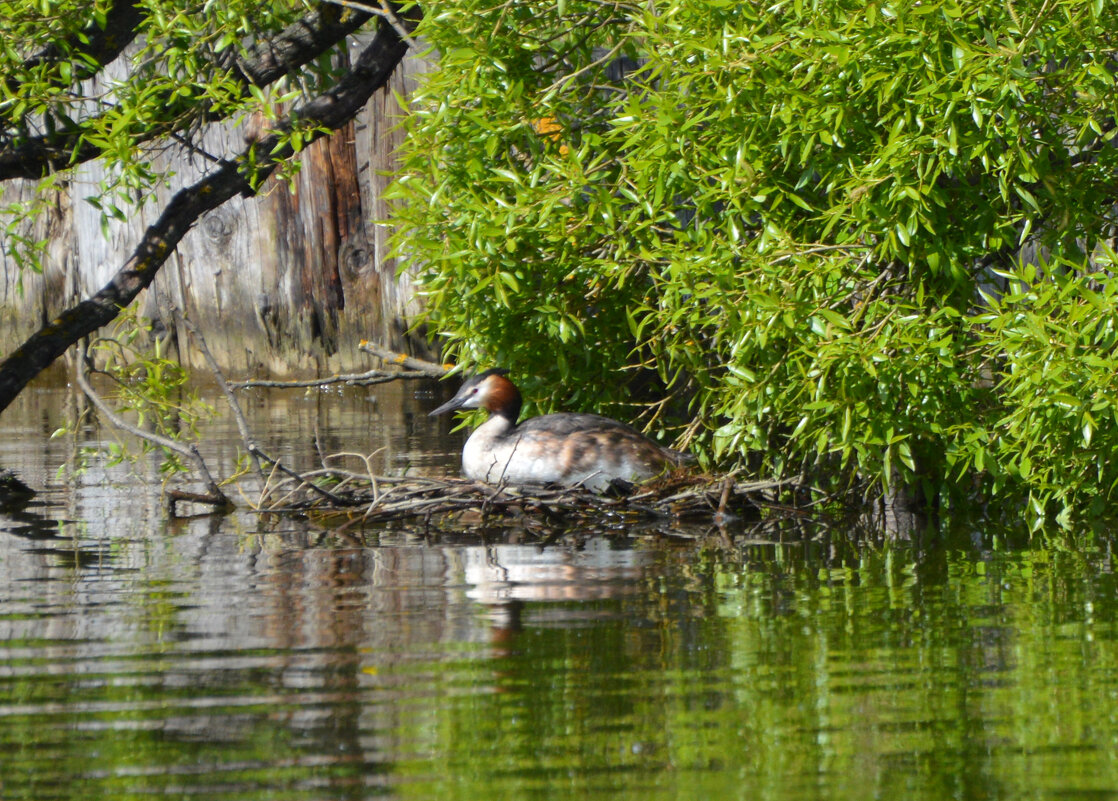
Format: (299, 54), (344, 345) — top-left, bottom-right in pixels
(429, 368), (691, 492)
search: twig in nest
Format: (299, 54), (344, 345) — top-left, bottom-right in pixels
(323, 450), (384, 504)
(75, 343), (233, 514)
(250, 445), (359, 507)
(714, 475), (735, 526)
(256, 462), (810, 530)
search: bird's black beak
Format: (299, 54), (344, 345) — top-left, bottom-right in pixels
(429, 395), (466, 417)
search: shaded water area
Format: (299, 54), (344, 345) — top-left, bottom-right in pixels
(2, 380), (1118, 800)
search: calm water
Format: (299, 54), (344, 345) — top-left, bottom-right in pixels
(2, 381), (1118, 800)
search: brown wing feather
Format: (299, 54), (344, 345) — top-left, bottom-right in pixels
(515, 413), (690, 468)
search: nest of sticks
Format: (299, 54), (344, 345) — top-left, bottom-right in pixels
(256, 457), (800, 528)
(73, 323), (807, 527)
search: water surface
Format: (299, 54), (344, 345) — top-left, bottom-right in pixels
(1, 382), (1116, 800)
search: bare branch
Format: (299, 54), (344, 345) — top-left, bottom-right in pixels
(357, 341), (450, 377)
(230, 368), (436, 390)
(175, 310), (266, 484)
(251, 446), (359, 507)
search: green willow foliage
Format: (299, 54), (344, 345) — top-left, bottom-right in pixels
(392, 0), (1118, 522)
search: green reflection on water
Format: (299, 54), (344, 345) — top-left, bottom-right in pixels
(2, 529), (1118, 801)
(380, 541), (1118, 801)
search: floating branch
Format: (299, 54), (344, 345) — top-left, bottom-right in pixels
(229, 341), (450, 389)
(229, 371), (438, 390)
(357, 341), (451, 377)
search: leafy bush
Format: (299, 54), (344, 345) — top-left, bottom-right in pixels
(391, 0), (1118, 523)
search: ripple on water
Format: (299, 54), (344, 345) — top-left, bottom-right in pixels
(3, 388), (1118, 799)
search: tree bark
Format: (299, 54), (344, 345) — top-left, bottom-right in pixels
(0, 16), (413, 415)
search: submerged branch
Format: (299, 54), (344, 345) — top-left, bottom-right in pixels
(176, 310), (266, 484)
(74, 344), (233, 512)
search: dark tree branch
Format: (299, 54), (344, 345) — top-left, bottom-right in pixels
(0, 3), (375, 181)
(229, 4), (374, 87)
(12, 0), (145, 90)
(0, 14), (414, 414)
